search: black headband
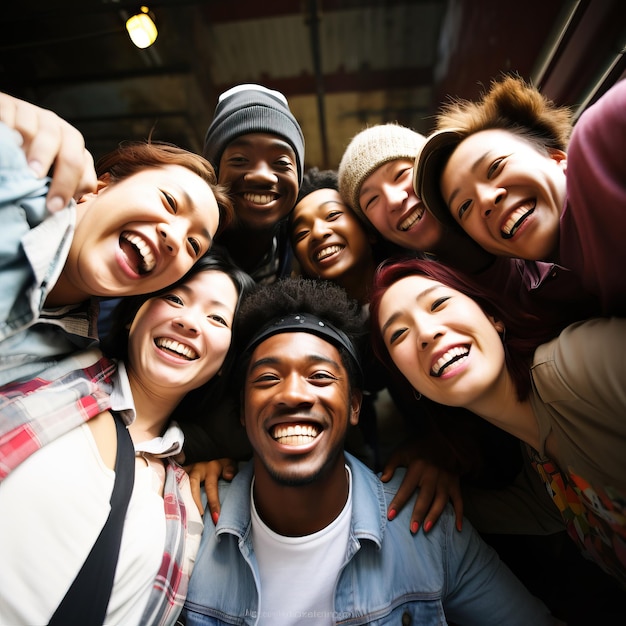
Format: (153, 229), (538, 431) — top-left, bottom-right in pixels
(243, 313), (363, 384)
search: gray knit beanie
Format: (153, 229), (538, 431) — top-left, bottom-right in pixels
(338, 124), (426, 223)
(203, 84), (305, 184)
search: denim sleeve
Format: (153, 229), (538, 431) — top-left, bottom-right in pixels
(0, 122), (50, 217)
(442, 518), (553, 625)
(0, 123), (51, 333)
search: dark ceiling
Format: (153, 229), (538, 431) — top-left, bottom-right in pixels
(1, 0), (624, 171)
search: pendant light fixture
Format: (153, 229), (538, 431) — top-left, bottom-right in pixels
(126, 6), (158, 49)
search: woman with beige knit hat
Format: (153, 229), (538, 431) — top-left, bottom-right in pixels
(337, 123), (493, 273)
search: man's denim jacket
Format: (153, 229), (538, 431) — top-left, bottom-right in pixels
(182, 453), (551, 625)
(0, 122), (97, 387)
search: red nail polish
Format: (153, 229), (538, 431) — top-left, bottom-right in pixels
(388, 508), (397, 521)
(211, 511), (219, 525)
(411, 521), (419, 534)
(424, 520), (433, 533)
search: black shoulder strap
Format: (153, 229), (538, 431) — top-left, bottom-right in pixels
(49, 414), (135, 625)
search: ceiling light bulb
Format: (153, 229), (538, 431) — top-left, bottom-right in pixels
(126, 7), (158, 49)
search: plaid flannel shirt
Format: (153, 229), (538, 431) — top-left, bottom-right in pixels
(0, 348), (197, 626)
(0, 348), (117, 479)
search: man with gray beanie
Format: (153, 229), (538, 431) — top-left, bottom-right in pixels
(204, 84), (305, 283)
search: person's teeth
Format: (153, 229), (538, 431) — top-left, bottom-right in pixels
(431, 346), (468, 376)
(272, 424), (320, 445)
(244, 193), (274, 205)
(316, 245), (342, 261)
(399, 208), (423, 231)
(501, 205), (534, 238)
(122, 232), (156, 272)
(155, 338), (198, 360)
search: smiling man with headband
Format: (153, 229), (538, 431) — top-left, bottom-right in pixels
(182, 277), (556, 626)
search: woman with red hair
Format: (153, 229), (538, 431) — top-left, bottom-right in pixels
(370, 256), (626, 587)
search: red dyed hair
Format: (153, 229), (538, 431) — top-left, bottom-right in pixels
(369, 257), (557, 401)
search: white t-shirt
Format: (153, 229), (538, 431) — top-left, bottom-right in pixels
(251, 467), (353, 625)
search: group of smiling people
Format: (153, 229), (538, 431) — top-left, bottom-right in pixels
(369, 76), (626, 589)
(288, 74), (626, 615)
(0, 74), (624, 625)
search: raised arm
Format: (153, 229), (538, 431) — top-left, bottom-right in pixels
(0, 92), (97, 211)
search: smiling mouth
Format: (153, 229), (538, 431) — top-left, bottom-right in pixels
(316, 245), (343, 261)
(501, 204), (535, 239)
(243, 192), (278, 206)
(399, 207), (424, 231)
(431, 346), (469, 377)
(155, 337), (198, 360)
(120, 231), (156, 274)
(271, 423), (321, 445)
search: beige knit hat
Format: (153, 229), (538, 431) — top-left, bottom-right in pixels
(338, 123), (426, 223)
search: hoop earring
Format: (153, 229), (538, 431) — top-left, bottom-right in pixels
(413, 389), (422, 401)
